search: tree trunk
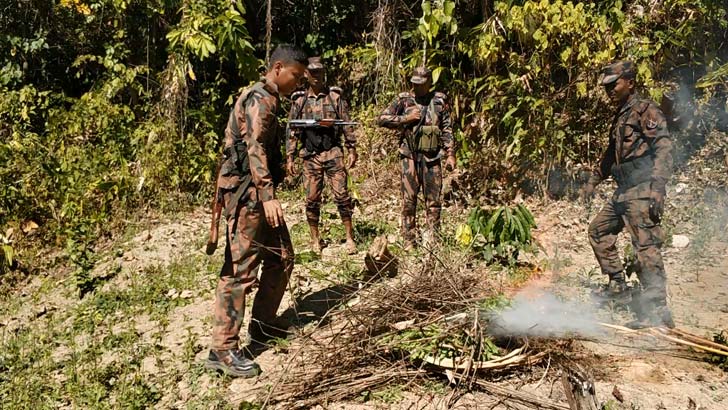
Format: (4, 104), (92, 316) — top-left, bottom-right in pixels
(364, 235), (398, 277)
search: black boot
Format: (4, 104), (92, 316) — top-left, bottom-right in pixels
(205, 349), (261, 378)
(591, 272), (631, 304)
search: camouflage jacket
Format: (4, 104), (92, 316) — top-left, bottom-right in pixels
(286, 86), (356, 158)
(590, 93), (673, 201)
(217, 78), (284, 203)
(377, 91), (455, 159)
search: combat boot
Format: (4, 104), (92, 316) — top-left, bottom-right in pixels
(591, 272), (631, 304)
(626, 305), (675, 329)
(205, 349), (261, 378)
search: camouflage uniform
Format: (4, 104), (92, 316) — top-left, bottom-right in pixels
(286, 87), (356, 225)
(212, 78), (294, 351)
(587, 62), (673, 314)
(377, 86), (455, 243)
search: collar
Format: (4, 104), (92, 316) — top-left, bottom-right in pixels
(414, 91), (434, 104)
(259, 77), (280, 98)
(306, 86), (329, 98)
(617, 93), (638, 116)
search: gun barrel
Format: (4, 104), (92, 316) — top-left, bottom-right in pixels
(289, 119), (359, 127)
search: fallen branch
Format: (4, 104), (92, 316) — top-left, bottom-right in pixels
(597, 322), (728, 357)
(472, 379), (570, 410)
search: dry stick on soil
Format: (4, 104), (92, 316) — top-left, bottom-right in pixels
(666, 327), (728, 353)
(598, 322), (728, 357)
(263, 251), (560, 408)
(472, 379), (570, 410)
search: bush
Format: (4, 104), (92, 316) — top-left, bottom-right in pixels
(456, 204), (537, 264)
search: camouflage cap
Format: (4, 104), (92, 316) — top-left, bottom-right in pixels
(600, 61), (635, 85)
(307, 56), (324, 71)
(410, 66), (432, 84)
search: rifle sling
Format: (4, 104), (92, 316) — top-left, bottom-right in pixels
(223, 174), (254, 219)
(407, 100), (429, 153)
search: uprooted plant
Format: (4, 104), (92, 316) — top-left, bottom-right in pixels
(256, 247), (565, 409)
(456, 204), (537, 264)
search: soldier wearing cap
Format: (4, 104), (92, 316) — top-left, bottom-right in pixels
(581, 60), (675, 329)
(286, 56), (358, 254)
(377, 66), (456, 249)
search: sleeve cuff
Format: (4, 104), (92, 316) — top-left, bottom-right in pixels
(259, 187), (275, 202)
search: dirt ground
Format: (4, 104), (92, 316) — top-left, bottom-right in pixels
(2, 150), (728, 409)
(529, 197), (728, 410)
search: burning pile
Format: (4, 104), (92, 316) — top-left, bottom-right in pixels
(260, 247), (566, 408)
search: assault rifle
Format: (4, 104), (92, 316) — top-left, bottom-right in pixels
(288, 119), (358, 129)
(206, 163), (223, 255)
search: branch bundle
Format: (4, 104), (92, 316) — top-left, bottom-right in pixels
(265, 252), (559, 408)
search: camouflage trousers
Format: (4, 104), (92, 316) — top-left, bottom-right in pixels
(401, 153), (442, 242)
(588, 198), (667, 306)
(211, 188), (295, 351)
(303, 147), (353, 225)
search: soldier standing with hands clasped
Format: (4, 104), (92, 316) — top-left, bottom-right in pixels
(204, 45), (308, 378)
(286, 57), (359, 255)
(377, 67), (456, 250)
(581, 61), (675, 329)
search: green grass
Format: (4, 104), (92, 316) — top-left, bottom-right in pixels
(0, 250), (234, 409)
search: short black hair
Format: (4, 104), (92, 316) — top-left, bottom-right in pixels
(269, 44), (308, 69)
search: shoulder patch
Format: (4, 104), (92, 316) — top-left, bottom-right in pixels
(645, 119), (658, 130)
(398, 91), (414, 99)
(290, 90), (305, 100)
(434, 91), (448, 100)
(329, 86), (342, 94)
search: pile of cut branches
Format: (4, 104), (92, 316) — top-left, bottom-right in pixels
(262, 250), (567, 408)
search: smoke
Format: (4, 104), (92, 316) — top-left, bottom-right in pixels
(487, 286), (606, 339)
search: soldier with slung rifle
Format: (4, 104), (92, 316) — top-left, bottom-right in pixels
(205, 44), (308, 378)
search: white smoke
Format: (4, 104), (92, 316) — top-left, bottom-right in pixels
(487, 286), (606, 338)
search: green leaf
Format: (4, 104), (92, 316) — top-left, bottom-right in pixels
(2, 245), (13, 266)
(422, 1), (432, 16)
(444, 1), (455, 16)
(431, 66), (444, 84)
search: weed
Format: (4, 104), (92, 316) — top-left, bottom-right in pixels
(479, 294), (512, 312)
(360, 384), (404, 404)
(419, 379), (448, 395)
(457, 205), (537, 265)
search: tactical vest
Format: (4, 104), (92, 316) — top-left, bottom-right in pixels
(219, 82), (283, 198)
(609, 100), (656, 188)
(415, 98), (441, 153)
(295, 90), (343, 154)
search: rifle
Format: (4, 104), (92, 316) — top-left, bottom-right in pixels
(288, 119), (358, 129)
(206, 162), (224, 256)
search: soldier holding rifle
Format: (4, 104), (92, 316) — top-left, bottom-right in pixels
(377, 67), (456, 250)
(286, 56), (359, 255)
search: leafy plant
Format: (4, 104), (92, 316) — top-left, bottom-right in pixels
(456, 204), (537, 264)
(0, 229), (14, 274)
(710, 330), (728, 370)
(386, 322), (500, 363)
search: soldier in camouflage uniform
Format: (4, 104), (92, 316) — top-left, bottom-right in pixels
(286, 57), (358, 255)
(205, 45), (308, 378)
(377, 67), (456, 249)
(581, 61), (675, 329)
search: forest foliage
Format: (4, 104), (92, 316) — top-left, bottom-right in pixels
(1, 0), (727, 273)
